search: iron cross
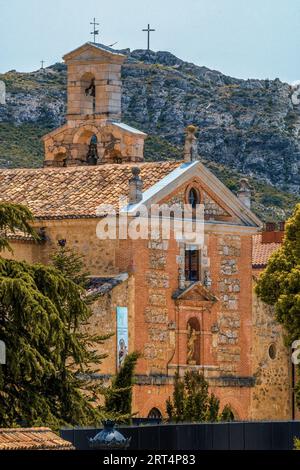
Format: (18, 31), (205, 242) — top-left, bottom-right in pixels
(142, 24), (155, 51)
(90, 17), (100, 43)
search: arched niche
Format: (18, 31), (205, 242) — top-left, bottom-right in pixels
(73, 127), (101, 164)
(80, 72), (96, 115)
(147, 407), (162, 420)
(187, 317), (201, 365)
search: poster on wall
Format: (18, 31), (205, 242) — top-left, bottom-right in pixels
(117, 306), (128, 370)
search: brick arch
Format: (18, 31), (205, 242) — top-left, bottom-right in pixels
(218, 396), (245, 421)
(138, 394), (168, 418)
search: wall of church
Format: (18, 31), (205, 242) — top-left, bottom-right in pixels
(1, 240), (42, 264)
(4, 219), (120, 276)
(250, 274), (292, 420)
(83, 275), (135, 376)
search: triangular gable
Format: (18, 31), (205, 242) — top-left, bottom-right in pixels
(172, 281), (218, 303)
(63, 42), (125, 62)
(159, 176), (233, 220)
(122, 161), (262, 228)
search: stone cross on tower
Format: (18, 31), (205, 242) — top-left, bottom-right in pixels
(142, 24), (155, 51)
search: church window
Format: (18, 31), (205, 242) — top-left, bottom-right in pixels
(185, 248), (200, 282)
(188, 188), (200, 209)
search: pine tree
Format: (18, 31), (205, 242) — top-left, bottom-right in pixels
(0, 204), (110, 427)
(105, 351), (140, 424)
(255, 204), (300, 406)
(166, 371), (234, 423)
(51, 240), (89, 287)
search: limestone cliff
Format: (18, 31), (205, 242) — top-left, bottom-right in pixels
(0, 49), (299, 220)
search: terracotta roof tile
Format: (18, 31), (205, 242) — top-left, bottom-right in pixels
(0, 162), (181, 220)
(0, 427), (74, 450)
(252, 234), (281, 268)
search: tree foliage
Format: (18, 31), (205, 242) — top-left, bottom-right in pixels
(255, 203), (300, 406)
(166, 371), (234, 423)
(0, 205), (116, 427)
(0, 203), (37, 252)
(105, 352), (140, 423)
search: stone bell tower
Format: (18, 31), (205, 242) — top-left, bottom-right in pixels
(64, 42), (124, 121)
(42, 42), (146, 167)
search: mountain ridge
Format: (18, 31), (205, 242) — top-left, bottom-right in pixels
(0, 48), (299, 221)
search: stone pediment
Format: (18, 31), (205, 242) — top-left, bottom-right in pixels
(124, 161), (262, 229)
(172, 281), (218, 303)
(202, 190), (231, 219)
(63, 42), (125, 63)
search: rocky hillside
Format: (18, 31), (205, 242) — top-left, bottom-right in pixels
(0, 49), (299, 221)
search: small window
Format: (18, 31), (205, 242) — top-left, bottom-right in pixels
(185, 248), (200, 282)
(268, 343), (277, 360)
(188, 188), (200, 209)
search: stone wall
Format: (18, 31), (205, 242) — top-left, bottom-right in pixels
(84, 275), (134, 376)
(250, 276), (292, 420)
(5, 218), (119, 277)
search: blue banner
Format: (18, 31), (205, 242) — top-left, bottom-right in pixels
(117, 307), (128, 369)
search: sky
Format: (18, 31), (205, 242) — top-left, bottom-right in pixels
(0, 0), (300, 83)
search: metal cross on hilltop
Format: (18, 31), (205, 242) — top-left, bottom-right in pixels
(90, 18), (100, 43)
(142, 24), (155, 51)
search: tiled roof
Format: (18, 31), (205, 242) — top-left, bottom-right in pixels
(86, 273), (128, 296)
(0, 162), (181, 220)
(0, 427), (74, 450)
(1, 229), (35, 242)
(252, 234), (281, 268)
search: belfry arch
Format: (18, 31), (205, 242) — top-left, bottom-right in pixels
(80, 72), (96, 115)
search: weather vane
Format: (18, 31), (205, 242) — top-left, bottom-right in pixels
(90, 18), (100, 43)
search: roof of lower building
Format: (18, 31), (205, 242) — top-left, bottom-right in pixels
(252, 233), (281, 268)
(86, 273), (128, 296)
(0, 162), (181, 220)
(0, 427), (74, 450)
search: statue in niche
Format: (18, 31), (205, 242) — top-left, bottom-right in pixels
(85, 78), (96, 97)
(187, 323), (197, 365)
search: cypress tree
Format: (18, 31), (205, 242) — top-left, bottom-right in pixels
(105, 351), (140, 423)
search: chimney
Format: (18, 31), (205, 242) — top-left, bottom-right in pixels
(261, 221), (285, 244)
(184, 125), (198, 162)
(237, 178), (251, 209)
(129, 167), (143, 204)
